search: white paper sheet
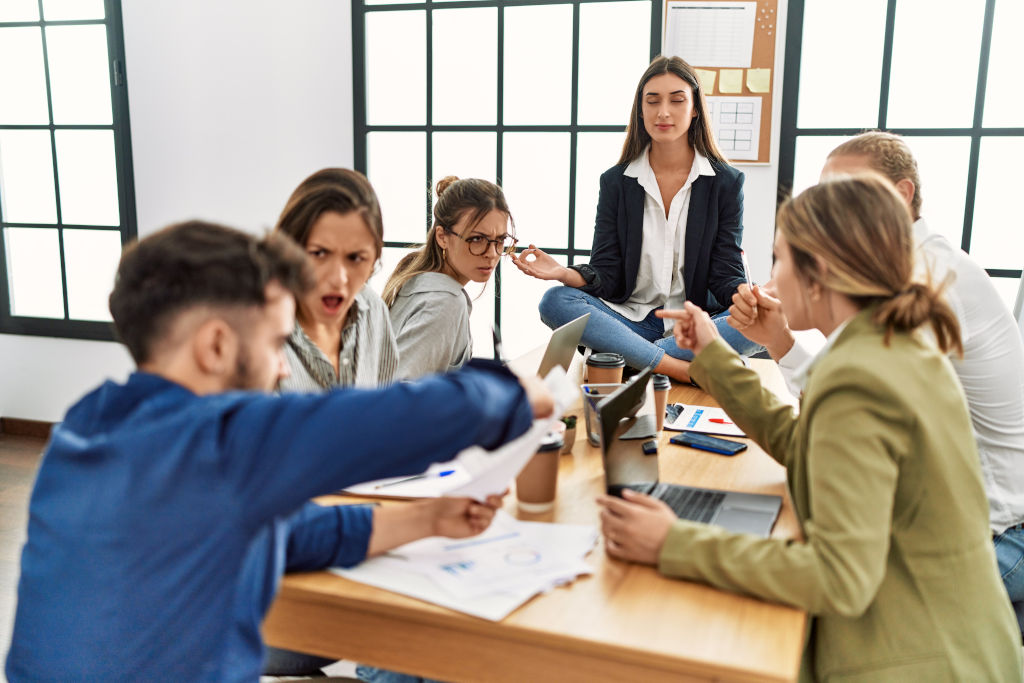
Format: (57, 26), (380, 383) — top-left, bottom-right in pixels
(331, 511), (598, 621)
(342, 367), (578, 501)
(664, 403), (746, 437)
(664, 1), (757, 68)
(706, 96), (762, 161)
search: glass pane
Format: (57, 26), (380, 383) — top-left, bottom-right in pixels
(0, 28), (49, 125)
(431, 131), (496, 201)
(42, 0), (104, 20)
(0, 130), (57, 224)
(887, 0), (984, 128)
(578, 1), (651, 126)
(970, 137), (1024, 271)
(504, 4), (572, 125)
(499, 255), (568, 360)
(365, 0), (418, 5)
(0, 0), (39, 21)
(983, 0), (1024, 128)
(796, 0), (885, 129)
(502, 132), (570, 249)
(468, 273), (495, 358)
(902, 137), (971, 248)
(989, 275), (1020, 315)
(791, 135), (849, 198)
(55, 129), (119, 226)
(46, 25), (112, 125)
(366, 11), (425, 125)
(4, 227), (64, 318)
(63, 228), (120, 321)
(433, 8), (496, 125)
(367, 132), (428, 246)
(574, 132), (627, 250)
(367, 246), (417, 298)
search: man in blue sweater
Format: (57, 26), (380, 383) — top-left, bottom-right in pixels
(6, 221), (550, 682)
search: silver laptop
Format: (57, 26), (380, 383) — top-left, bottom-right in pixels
(537, 313), (590, 377)
(597, 370), (781, 537)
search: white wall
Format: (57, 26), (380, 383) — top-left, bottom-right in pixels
(0, 0), (354, 422)
(0, 0), (785, 422)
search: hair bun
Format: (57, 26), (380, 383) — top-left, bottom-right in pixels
(435, 175), (460, 197)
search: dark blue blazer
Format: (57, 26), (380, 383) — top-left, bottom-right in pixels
(572, 158), (746, 313)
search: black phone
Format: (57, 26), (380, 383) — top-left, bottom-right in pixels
(670, 431), (747, 456)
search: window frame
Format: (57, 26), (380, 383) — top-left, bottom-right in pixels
(352, 0), (662, 353)
(0, 0), (136, 341)
(778, 0), (1023, 284)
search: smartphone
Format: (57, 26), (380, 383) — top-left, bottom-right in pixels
(670, 431), (747, 456)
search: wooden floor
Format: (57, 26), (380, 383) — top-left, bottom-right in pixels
(0, 433), (45, 677)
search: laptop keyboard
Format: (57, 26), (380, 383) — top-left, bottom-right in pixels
(651, 484), (725, 523)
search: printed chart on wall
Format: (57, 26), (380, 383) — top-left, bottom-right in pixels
(663, 0), (778, 164)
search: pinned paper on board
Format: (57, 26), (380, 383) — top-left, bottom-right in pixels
(706, 96), (762, 161)
(718, 69), (744, 94)
(663, 0), (757, 68)
(746, 67), (771, 93)
(694, 68), (717, 95)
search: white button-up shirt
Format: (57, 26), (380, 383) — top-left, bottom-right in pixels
(602, 147), (716, 331)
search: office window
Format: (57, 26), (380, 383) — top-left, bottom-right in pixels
(0, 0), (135, 340)
(354, 0), (659, 359)
(779, 0), (1024, 310)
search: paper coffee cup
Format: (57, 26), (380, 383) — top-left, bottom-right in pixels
(516, 431), (564, 512)
(586, 352), (626, 384)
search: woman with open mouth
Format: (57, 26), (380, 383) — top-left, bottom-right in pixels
(273, 167), (398, 392)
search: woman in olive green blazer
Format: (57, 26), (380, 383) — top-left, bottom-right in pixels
(599, 174), (1021, 682)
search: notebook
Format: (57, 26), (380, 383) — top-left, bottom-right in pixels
(537, 313), (590, 377)
(597, 371), (781, 537)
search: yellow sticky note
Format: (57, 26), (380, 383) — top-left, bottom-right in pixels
(719, 69), (743, 94)
(694, 68), (717, 95)
(746, 68), (771, 93)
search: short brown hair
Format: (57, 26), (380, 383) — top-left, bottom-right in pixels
(274, 168), (384, 260)
(109, 220), (313, 364)
(828, 131), (922, 219)
(778, 173), (960, 354)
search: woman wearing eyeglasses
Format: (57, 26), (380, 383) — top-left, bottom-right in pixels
(383, 176), (516, 380)
(512, 56), (760, 384)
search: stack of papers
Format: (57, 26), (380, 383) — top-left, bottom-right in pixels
(330, 511), (598, 621)
(664, 403), (746, 437)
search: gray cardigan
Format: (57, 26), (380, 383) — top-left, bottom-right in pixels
(389, 272), (472, 380)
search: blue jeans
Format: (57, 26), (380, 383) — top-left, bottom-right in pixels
(539, 286), (762, 370)
(356, 664), (444, 683)
(994, 525), (1024, 639)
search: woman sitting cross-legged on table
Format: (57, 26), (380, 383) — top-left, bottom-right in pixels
(511, 55), (761, 384)
(598, 173), (1022, 681)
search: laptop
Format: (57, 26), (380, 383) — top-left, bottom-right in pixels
(597, 370), (781, 537)
(537, 313), (590, 377)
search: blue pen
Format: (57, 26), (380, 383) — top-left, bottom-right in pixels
(374, 469), (456, 489)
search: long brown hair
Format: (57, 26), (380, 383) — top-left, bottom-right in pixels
(618, 56), (726, 166)
(777, 173), (961, 354)
(382, 176), (513, 305)
(274, 168), (384, 260)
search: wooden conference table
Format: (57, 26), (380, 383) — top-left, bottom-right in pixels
(263, 360), (807, 682)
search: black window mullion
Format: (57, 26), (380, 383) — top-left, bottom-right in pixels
(493, 3), (504, 357)
(425, 0), (433, 236)
(776, 0), (804, 203)
(352, 0), (367, 172)
(567, 1), (581, 265)
(876, 0), (897, 128)
(36, 0), (70, 321)
(961, 0), (997, 254)
(107, 0), (136, 247)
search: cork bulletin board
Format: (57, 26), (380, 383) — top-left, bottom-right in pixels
(663, 0), (779, 164)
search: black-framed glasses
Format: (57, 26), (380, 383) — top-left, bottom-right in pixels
(445, 229), (519, 256)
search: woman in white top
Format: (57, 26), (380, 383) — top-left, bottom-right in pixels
(273, 168), (398, 391)
(383, 176), (516, 380)
(512, 56), (760, 383)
